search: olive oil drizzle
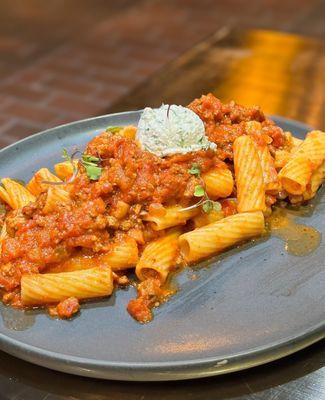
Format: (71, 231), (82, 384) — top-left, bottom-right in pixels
(267, 206), (321, 256)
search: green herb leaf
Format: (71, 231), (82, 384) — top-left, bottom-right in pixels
(62, 148), (71, 162)
(81, 153), (102, 181)
(84, 165), (102, 181)
(202, 200), (213, 213)
(106, 126), (122, 134)
(202, 200), (222, 213)
(213, 201), (222, 212)
(194, 185), (205, 197)
(82, 154), (100, 164)
(188, 163), (201, 177)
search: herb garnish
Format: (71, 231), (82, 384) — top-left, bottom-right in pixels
(106, 126), (122, 134)
(182, 163), (221, 213)
(188, 163), (200, 177)
(81, 154), (102, 181)
(62, 148), (72, 163)
(41, 148), (79, 186)
(194, 185), (205, 197)
(202, 199), (222, 213)
(42, 148), (102, 185)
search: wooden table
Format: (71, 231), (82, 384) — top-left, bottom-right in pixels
(0, 26), (324, 400)
(108, 29), (325, 129)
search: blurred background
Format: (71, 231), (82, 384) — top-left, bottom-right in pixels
(0, 0), (324, 149)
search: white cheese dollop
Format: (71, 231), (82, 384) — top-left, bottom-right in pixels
(136, 104), (216, 157)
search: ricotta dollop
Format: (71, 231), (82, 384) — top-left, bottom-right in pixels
(136, 104), (216, 157)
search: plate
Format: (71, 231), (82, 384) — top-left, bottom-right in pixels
(0, 112), (324, 381)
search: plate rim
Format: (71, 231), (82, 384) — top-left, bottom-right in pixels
(0, 112), (323, 381)
(0, 322), (323, 380)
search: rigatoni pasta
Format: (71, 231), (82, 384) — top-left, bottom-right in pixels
(26, 168), (62, 196)
(0, 93), (323, 323)
(233, 135), (266, 213)
(0, 178), (35, 209)
(202, 167), (234, 199)
(143, 205), (198, 230)
(192, 209), (224, 228)
(279, 130), (325, 194)
(54, 160), (78, 180)
(21, 266), (113, 305)
(100, 237), (139, 270)
(255, 143), (279, 193)
(179, 212), (265, 263)
(303, 162), (325, 200)
(295, 130), (325, 168)
(278, 156), (312, 195)
(136, 229), (180, 283)
(43, 186), (71, 214)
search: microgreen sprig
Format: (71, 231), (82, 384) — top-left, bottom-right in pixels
(42, 148), (103, 185)
(188, 163), (200, 177)
(106, 126), (122, 134)
(81, 154), (102, 181)
(181, 163), (221, 213)
(41, 147), (79, 185)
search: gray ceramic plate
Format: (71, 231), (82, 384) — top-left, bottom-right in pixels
(0, 112), (324, 381)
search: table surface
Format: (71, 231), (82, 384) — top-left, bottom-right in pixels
(0, 2), (325, 399)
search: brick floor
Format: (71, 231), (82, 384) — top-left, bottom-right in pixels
(0, 0), (324, 148)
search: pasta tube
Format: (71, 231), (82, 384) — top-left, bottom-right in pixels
(233, 135), (266, 212)
(278, 156), (312, 195)
(279, 130), (325, 195)
(48, 238), (138, 273)
(136, 229), (181, 283)
(284, 131), (303, 149)
(292, 136), (303, 148)
(0, 178), (35, 209)
(303, 162), (325, 200)
(179, 211), (265, 263)
(42, 186), (71, 214)
(54, 160), (78, 180)
(274, 150), (291, 169)
(202, 168), (234, 199)
(255, 144), (279, 193)
(46, 255), (95, 273)
(21, 266), (113, 305)
(99, 237), (139, 270)
(117, 126), (137, 140)
(192, 209), (224, 228)
(295, 130), (325, 169)
(0, 187), (11, 207)
(143, 205), (198, 231)
(26, 168), (62, 196)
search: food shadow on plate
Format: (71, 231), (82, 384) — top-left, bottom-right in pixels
(0, 289), (119, 331)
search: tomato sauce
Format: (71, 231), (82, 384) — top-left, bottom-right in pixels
(188, 93), (285, 159)
(0, 131), (221, 298)
(0, 93), (288, 322)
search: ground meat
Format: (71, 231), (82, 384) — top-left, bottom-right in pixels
(127, 297), (153, 323)
(127, 278), (170, 323)
(188, 93), (285, 159)
(84, 132), (223, 205)
(51, 297), (80, 319)
(188, 93), (265, 126)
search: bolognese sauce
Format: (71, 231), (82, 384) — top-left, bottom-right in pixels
(0, 93), (292, 322)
